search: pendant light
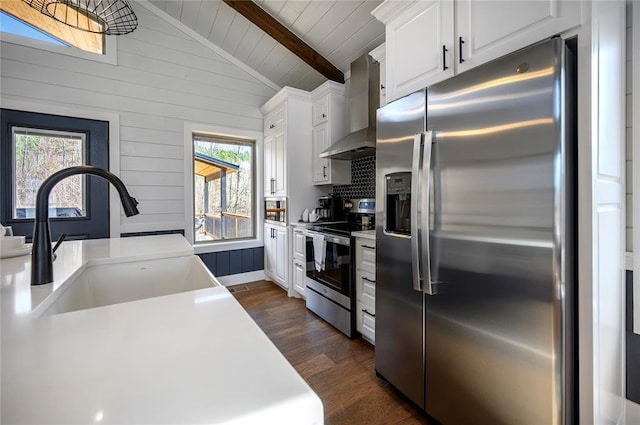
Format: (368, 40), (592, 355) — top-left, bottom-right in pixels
(21, 0), (138, 35)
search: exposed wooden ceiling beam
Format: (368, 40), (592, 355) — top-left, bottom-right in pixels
(222, 0), (344, 84)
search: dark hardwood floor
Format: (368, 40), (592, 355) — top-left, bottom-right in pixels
(231, 280), (433, 425)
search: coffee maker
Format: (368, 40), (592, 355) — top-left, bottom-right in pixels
(316, 194), (344, 222)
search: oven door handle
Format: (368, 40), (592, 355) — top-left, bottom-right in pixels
(306, 230), (351, 247)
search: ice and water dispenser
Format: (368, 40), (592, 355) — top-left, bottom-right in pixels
(385, 172), (412, 236)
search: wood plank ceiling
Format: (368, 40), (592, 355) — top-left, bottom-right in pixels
(148, 0), (385, 92)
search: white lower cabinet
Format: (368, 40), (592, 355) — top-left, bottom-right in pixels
(264, 223), (288, 289)
(355, 238), (376, 344)
(292, 227), (307, 296)
(293, 259), (306, 297)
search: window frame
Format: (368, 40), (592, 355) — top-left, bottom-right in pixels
(0, 21), (117, 65)
(192, 133), (256, 245)
(184, 122), (264, 254)
(11, 126), (88, 220)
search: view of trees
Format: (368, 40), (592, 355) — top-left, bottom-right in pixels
(194, 138), (253, 218)
(14, 131), (85, 217)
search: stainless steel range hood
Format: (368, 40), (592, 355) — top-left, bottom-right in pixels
(320, 54), (379, 160)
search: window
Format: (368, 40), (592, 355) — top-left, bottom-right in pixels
(0, 1), (104, 54)
(193, 134), (255, 244)
(1, 109), (110, 241)
(13, 127), (86, 219)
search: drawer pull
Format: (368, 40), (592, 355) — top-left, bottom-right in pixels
(362, 245), (375, 250)
(362, 276), (375, 283)
(363, 309), (375, 318)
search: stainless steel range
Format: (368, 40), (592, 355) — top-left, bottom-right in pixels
(304, 199), (375, 338)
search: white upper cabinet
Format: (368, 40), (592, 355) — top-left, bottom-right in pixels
(261, 87), (326, 225)
(369, 43), (387, 107)
(312, 96), (329, 127)
(373, 0), (454, 102)
(263, 130), (286, 197)
(312, 124), (330, 183)
(264, 105), (285, 136)
(373, 0), (583, 103)
(456, 0), (583, 73)
(263, 103), (286, 196)
(310, 82), (351, 186)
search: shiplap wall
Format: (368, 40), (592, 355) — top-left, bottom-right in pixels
(627, 0), (634, 253)
(0, 2), (277, 235)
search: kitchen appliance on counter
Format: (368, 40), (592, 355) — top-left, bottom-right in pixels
(304, 199), (375, 337)
(264, 197), (287, 225)
(315, 194), (345, 222)
(375, 38), (576, 424)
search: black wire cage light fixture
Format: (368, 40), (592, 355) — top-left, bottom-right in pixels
(21, 0), (138, 35)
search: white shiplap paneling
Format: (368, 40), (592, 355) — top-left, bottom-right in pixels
(626, 0), (634, 253)
(0, 2), (276, 235)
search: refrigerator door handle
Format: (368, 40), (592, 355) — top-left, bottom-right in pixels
(421, 130), (438, 295)
(411, 132), (424, 292)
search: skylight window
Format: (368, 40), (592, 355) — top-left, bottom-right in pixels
(0, 0), (103, 54)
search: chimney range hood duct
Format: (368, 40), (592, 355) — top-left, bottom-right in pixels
(320, 54), (379, 160)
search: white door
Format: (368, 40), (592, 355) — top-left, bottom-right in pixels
(456, 0), (583, 73)
(293, 259), (306, 296)
(264, 135), (274, 195)
(274, 227), (287, 283)
(264, 224), (275, 276)
(264, 224), (271, 274)
(312, 123), (329, 184)
(293, 229), (306, 261)
(386, 0), (454, 101)
(579, 2), (625, 424)
(273, 131), (286, 196)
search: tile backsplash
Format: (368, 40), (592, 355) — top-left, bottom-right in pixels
(332, 155), (376, 200)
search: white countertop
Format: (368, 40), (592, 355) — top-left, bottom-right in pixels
(1, 235), (323, 424)
(352, 230), (376, 241)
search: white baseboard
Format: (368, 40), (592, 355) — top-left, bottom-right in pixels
(217, 271), (266, 287)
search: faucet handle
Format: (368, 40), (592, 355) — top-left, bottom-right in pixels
(51, 233), (67, 262)
(52, 233), (67, 254)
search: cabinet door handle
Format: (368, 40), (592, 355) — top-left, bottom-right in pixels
(362, 276), (376, 283)
(270, 178), (275, 194)
(380, 84), (385, 90)
(459, 37), (465, 63)
(269, 124), (275, 129)
(362, 245), (375, 250)
(322, 165), (327, 178)
(322, 113), (326, 118)
(363, 309), (376, 318)
(442, 45), (449, 71)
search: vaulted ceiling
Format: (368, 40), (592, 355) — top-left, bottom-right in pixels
(149, 0), (385, 91)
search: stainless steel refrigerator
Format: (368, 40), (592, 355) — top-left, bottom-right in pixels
(375, 38), (576, 424)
